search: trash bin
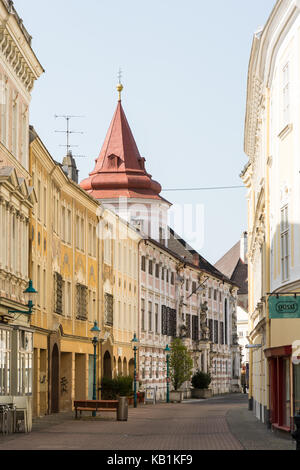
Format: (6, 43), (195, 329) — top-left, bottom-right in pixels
(117, 397), (128, 421)
(0, 405), (9, 436)
(7, 404), (17, 433)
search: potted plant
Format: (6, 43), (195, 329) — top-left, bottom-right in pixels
(101, 376), (134, 403)
(191, 370), (212, 399)
(169, 338), (193, 403)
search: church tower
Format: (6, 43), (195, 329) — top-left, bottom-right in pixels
(80, 83), (170, 241)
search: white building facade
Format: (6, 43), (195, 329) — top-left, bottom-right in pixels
(242, 0), (300, 431)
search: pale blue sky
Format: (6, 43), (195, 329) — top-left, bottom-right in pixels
(14, 0), (275, 264)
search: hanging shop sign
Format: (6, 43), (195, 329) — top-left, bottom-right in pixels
(269, 296), (300, 319)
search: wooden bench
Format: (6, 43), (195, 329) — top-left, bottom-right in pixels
(74, 400), (119, 419)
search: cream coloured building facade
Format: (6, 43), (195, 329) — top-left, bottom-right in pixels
(0, 0), (43, 429)
(243, 0), (300, 432)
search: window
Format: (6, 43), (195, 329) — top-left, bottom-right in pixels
(21, 108), (27, 167)
(223, 299), (227, 343)
(141, 256), (146, 272)
(192, 281), (197, 294)
(155, 264), (159, 278)
(104, 293), (113, 326)
(186, 280), (189, 292)
(185, 314), (191, 338)
(61, 206), (66, 241)
(208, 288), (212, 299)
(214, 289), (217, 301)
(0, 328), (11, 395)
(148, 301), (152, 331)
(220, 322), (224, 345)
(37, 180), (41, 220)
(141, 299), (145, 331)
(17, 330), (33, 396)
(44, 187), (47, 226)
(281, 205), (289, 281)
(155, 303), (159, 333)
(104, 226), (112, 265)
(1, 80), (7, 146)
(12, 93), (18, 157)
(162, 268), (165, 281)
(161, 306), (176, 337)
(54, 272), (63, 315)
(283, 62), (290, 125)
(209, 319), (213, 342)
(149, 260), (153, 275)
(171, 272), (175, 285)
(76, 284), (88, 320)
(192, 316), (199, 341)
(67, 209), (72, 244)
(214, 320), (219, 344)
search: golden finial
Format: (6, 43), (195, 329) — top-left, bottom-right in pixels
(117, 68), (123, 101)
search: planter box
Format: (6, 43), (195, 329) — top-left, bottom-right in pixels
(169, 390), (183, 403)
(191, 388), (212, 399)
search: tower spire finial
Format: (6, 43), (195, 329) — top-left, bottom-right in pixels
(117, 68), (123, 101)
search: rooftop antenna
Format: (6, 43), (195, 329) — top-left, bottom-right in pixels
(54, 114), (87, 158)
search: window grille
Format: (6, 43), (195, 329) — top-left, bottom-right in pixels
(54, 272), (63, 315)
(76, 284), (88, 320)
(104, 293), (114, 326)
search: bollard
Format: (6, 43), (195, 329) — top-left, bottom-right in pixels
(117, 397), (128, 421)
(292, 415), (300, 450)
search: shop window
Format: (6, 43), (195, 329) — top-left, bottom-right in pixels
(293, 364), (300, 416)
(0, 328), (11, 395)
(17, 330), (33, 396)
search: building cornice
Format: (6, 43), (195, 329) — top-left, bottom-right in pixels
(0, 0), (44, 94)
(244, 0), (299, 160)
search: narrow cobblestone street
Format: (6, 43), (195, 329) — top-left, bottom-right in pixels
(0, 394), (295, 451)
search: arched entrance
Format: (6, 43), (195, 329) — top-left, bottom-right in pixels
(118, 357), (122, 376)
(51, 344), (59, 413)
(123, 357), (127, 376)
(129, 358), (135, 378)
(103, 351), (112, 379)
(113, 357), (117, 378)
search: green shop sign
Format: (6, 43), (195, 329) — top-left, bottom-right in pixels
(269, 296), (300, 319)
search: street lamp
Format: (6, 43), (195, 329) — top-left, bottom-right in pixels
(90, 321), (101, 417)
(131, 333), (139, 408)
(164, 344), (171, 403)
(8, 280), (38, 315)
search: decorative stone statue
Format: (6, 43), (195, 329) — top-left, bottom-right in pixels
(200, 301), (209, 341)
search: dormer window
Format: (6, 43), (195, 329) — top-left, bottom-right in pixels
(107, 154), (121, 169)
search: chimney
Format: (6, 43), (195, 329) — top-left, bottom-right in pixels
(192, 252), (199, 267)
(62, 151), (79, 184)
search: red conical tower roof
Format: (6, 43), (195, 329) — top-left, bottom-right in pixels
(80, 88), (162, 200)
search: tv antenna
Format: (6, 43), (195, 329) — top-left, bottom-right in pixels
(54, 115), (87, 158)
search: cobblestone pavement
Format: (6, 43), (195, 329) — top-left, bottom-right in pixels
(0, 394), (295, 451)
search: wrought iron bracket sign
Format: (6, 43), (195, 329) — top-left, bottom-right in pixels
(269, 295), (300, 319)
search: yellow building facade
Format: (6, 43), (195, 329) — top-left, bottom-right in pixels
(29, 128), (140, 417)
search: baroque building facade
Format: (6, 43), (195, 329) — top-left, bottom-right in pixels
(81, 86), (241, 400)
(0, 0), (43, 429)
(242, 0), (300, 433)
